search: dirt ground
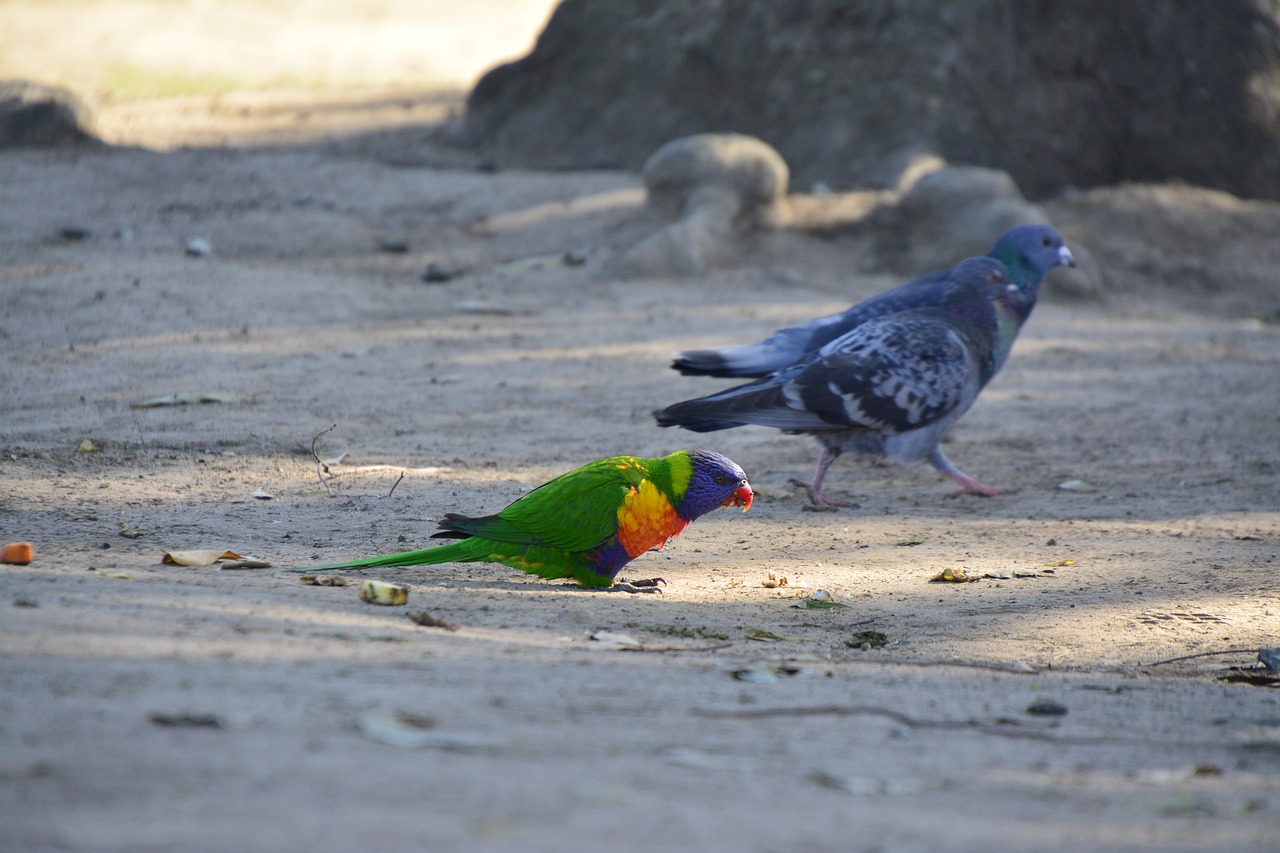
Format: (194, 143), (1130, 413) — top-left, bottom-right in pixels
(2, 3), (1280, 851)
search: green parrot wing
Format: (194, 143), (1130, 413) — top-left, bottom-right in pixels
(445, 457), (656, 553)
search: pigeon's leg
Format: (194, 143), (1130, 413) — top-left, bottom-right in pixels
(928, 446), (1012, 498)
(790, 447), (857, 508)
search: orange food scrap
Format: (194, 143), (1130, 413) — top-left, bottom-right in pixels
(1, 542), (34, 565)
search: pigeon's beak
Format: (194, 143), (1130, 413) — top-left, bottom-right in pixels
(726, 481), (754, 511)
(1058, 245), (1077, 268)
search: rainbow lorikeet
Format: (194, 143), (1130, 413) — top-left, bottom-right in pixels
(293, 449), (753, 589)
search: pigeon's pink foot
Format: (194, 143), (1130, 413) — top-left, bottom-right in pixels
(945, 473), (1017, 498)
(789, 478), (859, 509)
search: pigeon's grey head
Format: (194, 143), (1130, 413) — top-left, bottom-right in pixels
(943, 257), (1014, 304)
(989, 224), (1076, 281)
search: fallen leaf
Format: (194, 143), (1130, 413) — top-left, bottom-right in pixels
(75, 439), (99, 453)
(761, 571), (787, 588)
(117, 522), (147, 539)
(845, 630), (888, 649)
(587, 631), (643, 649)
(731, 668), (777, 683)
(896, 534), (925, 546)
(930, 567), (977, 583)
(130, 392), (246, 409)
(731, 663), (802, 682)
(1047, 559), (1076, 567)
(407, 610), (458, 631)
(162, 549), (244, 566)
(102, 572), (132, 580)
(355, 712), (495, 751)
(359, 579), (409, 606)
(300, 573), (351, 587)
(251, 490), (273, 500)
(1057, 479), (1098, 492)
(796, 588), (849, 609)
(218, 559), (272, 570)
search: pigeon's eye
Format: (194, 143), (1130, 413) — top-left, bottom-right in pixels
(1041, 236), (1052, 246)
(713, 474), (728, 485)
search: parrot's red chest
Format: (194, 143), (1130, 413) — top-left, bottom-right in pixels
(615, 480), (687, 558)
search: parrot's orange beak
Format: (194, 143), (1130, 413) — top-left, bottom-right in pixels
(726, 482), (754, 511)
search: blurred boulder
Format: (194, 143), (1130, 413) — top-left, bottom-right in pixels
(0, 81), (97, 148)
(618, 133), (788, 275)
(454, 0), (1280, 202)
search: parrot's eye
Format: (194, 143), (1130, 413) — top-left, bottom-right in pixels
(713, 474), (728, 485)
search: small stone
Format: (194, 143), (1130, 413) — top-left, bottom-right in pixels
(422, 263), (456, 283)
(184, 237), (212, 257)
(1026, 698), (1068, 716)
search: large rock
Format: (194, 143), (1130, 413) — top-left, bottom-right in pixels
(616, 133), (790, 276)
(0, 81), (97, 148)
(454, 0), (1280, 201)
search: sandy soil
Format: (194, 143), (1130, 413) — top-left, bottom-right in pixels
(3, 3), (1280, 851)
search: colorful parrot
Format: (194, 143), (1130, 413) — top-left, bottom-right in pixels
(293, 449), (753, 589)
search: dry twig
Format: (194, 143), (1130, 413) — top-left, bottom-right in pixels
(311, 424), (339, 497)
(1142, 648), (1259, 667)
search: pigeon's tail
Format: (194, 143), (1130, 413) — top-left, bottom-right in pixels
(671, 348), (771, 378)
(289, 538), (484, 573)
(658, 376), (816, 432)
(654, 404), (743, 432)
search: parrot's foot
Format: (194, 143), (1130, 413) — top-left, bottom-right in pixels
(609, 577), (666, 594)
(788, 478), (858, 510)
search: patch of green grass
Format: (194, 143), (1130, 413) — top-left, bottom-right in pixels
(105, 64), (260, 98)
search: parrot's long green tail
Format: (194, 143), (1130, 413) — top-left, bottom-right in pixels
(290, 539), (480, 573)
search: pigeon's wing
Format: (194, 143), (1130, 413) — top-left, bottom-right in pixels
(789, 314), (978, 433)
(659, 311), (977, 435)
(671, 270), (953, 378)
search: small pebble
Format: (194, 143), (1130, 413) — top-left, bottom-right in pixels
(184, 237), (212, 257)
(1026, 698), (1068, 716)
(422, 263), (456, 283)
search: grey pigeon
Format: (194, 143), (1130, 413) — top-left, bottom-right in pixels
(672, 224), (1074, 378)
(656, 257), (1020, 507)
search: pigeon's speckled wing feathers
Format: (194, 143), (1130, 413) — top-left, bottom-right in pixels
(672, 224), (1073, 378)
(658, 308), (980, 437)
(672, 271), (951, 378)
